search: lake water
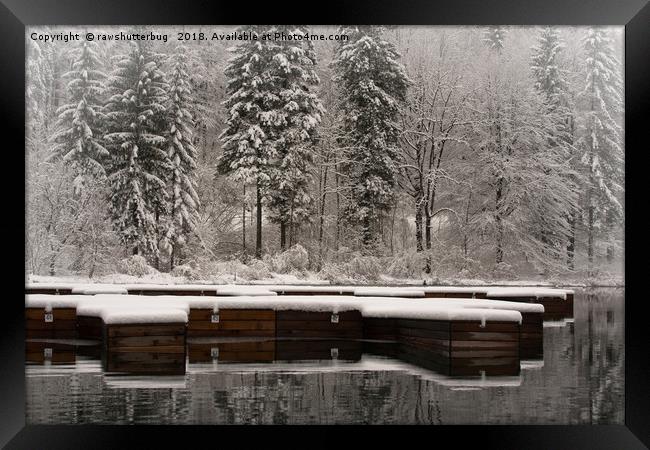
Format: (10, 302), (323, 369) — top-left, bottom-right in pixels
(25, 288), (624, 424)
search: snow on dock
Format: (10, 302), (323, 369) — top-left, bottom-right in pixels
(25, 285), (561, 375)
(71, 285), (128, 295)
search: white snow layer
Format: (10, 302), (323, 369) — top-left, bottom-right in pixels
(26, 293), (539, 324)
(485, 287), (568, 300)
(71, 285), (128, 295)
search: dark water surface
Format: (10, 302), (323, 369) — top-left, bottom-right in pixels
(25, 288), (624, 424)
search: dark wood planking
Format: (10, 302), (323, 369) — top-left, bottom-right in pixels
(275, 339), (362, 361)
(276, 320), (361, 330)
(108, 335), (185, 347)
(25, 319), (77, 330)
(188, 320), (275, 331)
(128, 289), (217, 296)
(187, 329), (276, 337)
(276, 329), (363, 339)
(25, 288), (73, 295)
(189, 309), (275, 321)
(275, 310), (362, 321)
(25, 329), (77, 339)
(25, 307), (76, 320)
(106, 323), (186, 337)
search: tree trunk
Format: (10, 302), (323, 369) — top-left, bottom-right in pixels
(169, 244), (175, 271)
(318, 162), (329, 265)
(334, 160), (340, 251)
(424, 209), (432, 250)
(415, 204), (424, 252)
(256, 180), (262, 259)
(424, 209), (432, 274)
(242, 185), (246, 254)
(567, 212), (576, 270)
(362, 214), (372, 248)
(495, 178), (504, 264)
(280, 223), (287, 251)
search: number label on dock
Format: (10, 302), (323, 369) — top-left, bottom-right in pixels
(43, 348), (52, 358)
(330, 348), (339, 359)
(331, 313), (339, 324)
(211, 347), (219, 359)
(44, 313), (53, 323)
(211, 313), (220, 323)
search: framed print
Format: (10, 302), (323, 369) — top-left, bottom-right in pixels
(1, 0), (648, 448)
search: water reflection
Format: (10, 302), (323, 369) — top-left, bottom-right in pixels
(25, 288), (624, 424)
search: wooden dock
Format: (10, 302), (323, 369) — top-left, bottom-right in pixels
(187, 308), (276, 338)
(26, 306), (77, 339)
(24, 285), (570, 376)
(104, 322), (186, 375)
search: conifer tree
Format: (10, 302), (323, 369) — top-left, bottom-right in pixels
(218, 26), (279, 258)
(530, 27), (581, 270)
(332, 26), (409, 247)
(482, 26), (507, 52)
(50, 40), (108, 190)
(164, 47), (200, 268)
(104, 40), (171, 257)
(578, 28), (623, 269)
(263, 26), (324, 250)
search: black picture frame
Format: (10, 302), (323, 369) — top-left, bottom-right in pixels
(1, 0), (648, 448)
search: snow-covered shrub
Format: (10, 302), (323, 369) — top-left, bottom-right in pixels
(117, 255), (154, 278)
(492, 262), (516, 280)
(317, 262), (350, 284)
(386, 251), (429, 278)
(269, 244), (309, 273)
(347, 255), (383, 281)
(171, 264), (200, 281)
(238, 259), (272, 280)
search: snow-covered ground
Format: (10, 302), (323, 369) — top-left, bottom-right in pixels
(26, 272), (623, 288)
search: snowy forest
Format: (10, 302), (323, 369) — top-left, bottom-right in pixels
(25, 26), (624, 284)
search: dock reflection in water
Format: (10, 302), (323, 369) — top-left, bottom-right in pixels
(25, 288), (623, 424)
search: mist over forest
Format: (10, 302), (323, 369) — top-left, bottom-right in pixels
(25, 25), (624, 284)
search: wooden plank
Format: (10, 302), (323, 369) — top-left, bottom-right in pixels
(25, 329), (77, 339)
(25, 308), (76, 320)
(450, 321), (519, 332)
(217, 351), (274, 362)
(189, 309), (275, 321)
(108, 335), (185, 347)
(397, 319), (450, 332)
(108, 352), (185, 364)
(275, 320), (361, 331)
(25, 319), (77, 330)
(107, 345), (185, 354)
(105, 361), (185, 375)
(275, 329), (363, 339)
(450, 340), (519, 350)
(451, 349), (518, 358)
(187, 320), (275, 331)
(187, 329), (276, 338)
(276, 310), (361, 322)
(25, 288), (73, 295)
(106, 323), (186, 337)
(398, 327), (450, 340)
(451, 331), (519, 341)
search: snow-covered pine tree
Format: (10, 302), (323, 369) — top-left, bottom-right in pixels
(49, 40), (108, 190)
(164, 47), (200, 269)
(332, 26), (409, 248)
(263, 26), (324, 251)
(530, 27), (580, 270)
(104, 39), (172, 258)
(218, 25), (280, 259)
(531, 27), (567, 108)
(578, 28), (624, 269)
(482, 26), (507, 52)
